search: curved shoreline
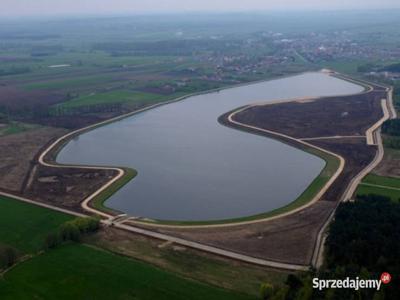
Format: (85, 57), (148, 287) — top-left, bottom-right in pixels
(0, 70), (391, 271)
(41, 71), (371, 226)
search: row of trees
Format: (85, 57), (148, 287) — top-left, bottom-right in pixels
(0, 244), (18, 270)
(382, 119), (400, 136)
(383, 136), (400, 150)
(1, 217), (100, 272)
(45, 217), (100, 249)
(0, 66), (31, 77)
(260, 195), (400, 300)
(51, 103), (123, 116)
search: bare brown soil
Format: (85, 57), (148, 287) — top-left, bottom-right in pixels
(0, 85), (66, 110)
(233, 90), (385, 138)
(308, 138), (377, 202)
(0, 125), (118, 212)
(23, 165), (117, 212)
(132, 201), (336, 265)
(0, 127), (66, 192)
(373, 147), (400, 177)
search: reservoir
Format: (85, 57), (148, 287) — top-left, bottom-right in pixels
(57, 72), (363, 221)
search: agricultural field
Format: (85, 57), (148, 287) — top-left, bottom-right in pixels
(56, 90), (168, 109)
(356, 174), (400, 203)
(0, 195), (73, 253)
(0, 195), (259, 299)
(1, 11), (400, 299)
(0, 122), (39, 137)
(0, 244), (255, 300)
(88, 227), (287, 297)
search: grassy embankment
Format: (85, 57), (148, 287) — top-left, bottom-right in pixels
(90, 168), (137, 214)
(0, 195), (259, 299)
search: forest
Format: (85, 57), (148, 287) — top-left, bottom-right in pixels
(262, 195), (399, 300)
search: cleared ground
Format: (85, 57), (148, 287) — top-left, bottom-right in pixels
(373, 147), (400, 177)
(24, 165), (118, 212)
(134, 200), (336, 265)
(308, 138), (376, 202)
(0, 127), (66, 193)
(234, 89), (384, 139)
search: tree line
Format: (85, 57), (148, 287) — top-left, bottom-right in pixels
(44, 217), (100, 249)
(260, 195), (400, 300)
(0, 217), (100, 272)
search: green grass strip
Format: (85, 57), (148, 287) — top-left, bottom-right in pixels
(91, 168), (137, 214)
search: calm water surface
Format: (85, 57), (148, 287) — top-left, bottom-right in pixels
(57, 72), (363, 221)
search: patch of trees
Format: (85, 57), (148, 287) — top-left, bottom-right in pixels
(381, 63), (400, 73)
(44, 217), (100, 249)
(51, 103), (123, 116)
(383, 136), (400, 149)
(260, 195), (400, 300)
(0, 66), (31, 77)
(382, 119), (400, 136)
(0, 243), (18, 270)
(0, 34), (60, 40)
(92, 39), (240, 56)
(31, 45), (63, 57)
(393, 84), (400, 108)
(357, 63), (378, 73)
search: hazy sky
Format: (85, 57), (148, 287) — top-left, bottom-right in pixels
(1, 0), (400, 17)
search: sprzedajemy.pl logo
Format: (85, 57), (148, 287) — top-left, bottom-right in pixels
(313, 272), (391, 291)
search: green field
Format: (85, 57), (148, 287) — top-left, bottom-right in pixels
(356, 174), (400, 202)
(363, 173), (400, 187)
(0, 123), (39, 137)
(89, 230), (287, 297)
(23, 75), (114, 91)
(0, 196), (73, 253)
(0, 244), (255, 300)
(57, 90), (166, 109)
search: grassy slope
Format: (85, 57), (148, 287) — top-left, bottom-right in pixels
(0, 244), (256, 300)
(92, 168), (137, 214)
(0, 196), (73, 253)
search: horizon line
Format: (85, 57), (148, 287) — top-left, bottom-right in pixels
(2, 7), (400, 20)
